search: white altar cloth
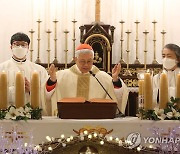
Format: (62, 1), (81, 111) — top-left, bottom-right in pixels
(0, 117), (180, 146)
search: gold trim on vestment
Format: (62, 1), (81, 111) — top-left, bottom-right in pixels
(69, 65), (100, 99)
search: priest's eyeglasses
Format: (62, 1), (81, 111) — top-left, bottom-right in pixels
(79, 60), (93, 65)
(12, 41), (28, 48)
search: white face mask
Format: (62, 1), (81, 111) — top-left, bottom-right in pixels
(12, 47), (28, 59)
(162, 57), (177, 70)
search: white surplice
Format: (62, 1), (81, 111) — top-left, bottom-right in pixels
(46, 65), (129, 116)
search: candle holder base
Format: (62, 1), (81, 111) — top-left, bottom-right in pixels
(70, 58), (76, 64)
(52, 58), (58, 64)
(35, 58), (41, 64)
(119, 59), (126, 64)
(123, 69), (132, 76)
(134, 59), (141, 64)
(152, 59), (159, 64)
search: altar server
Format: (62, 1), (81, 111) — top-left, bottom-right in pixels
(46, 44), (128, 116)
(0, 32), (48, 114)
(153, 43), (180, 103)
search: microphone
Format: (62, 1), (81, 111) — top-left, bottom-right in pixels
(89, 71), (113, 99)
(89, 70), (125, 118)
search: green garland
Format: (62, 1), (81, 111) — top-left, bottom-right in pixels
(0, 103), (42, 121)
(138, 97), (180, 120)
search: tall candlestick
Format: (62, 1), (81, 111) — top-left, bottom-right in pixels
(134, 20), (140, 64)
(64, 30), (69, 69)
(144, 72), (153, 110)
(119, 20), (125, 64)
(143, 30), (149, 69)
(152, 20), (158, 64)
(29, 29), (35, 62)
(176, 73), (180, 109)
(35, 19), (42, 63)
(15, 71), (25, 108)
(53, 20), (59, 63)
(46, 29), (52, 69)
(31, 71), (40, 109)
(159, 72), (168, 109)
(0, 71), (8, 110)
(72, 19), (77, 62)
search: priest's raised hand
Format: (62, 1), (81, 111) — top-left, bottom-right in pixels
(112, 63), (121, 82)
(48, 64), (57, 82)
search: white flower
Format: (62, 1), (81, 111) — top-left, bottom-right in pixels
(25, 106), (31, 113)
(16, 107), (25, 116)
(5, 107), (17, 120)
(154, 108), (166, 120)
(25, 112), (31, 119)
(166, 108), (180, 119)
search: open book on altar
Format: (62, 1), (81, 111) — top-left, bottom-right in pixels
(57, 97), (117, 119)
(58, 97), (116, 103)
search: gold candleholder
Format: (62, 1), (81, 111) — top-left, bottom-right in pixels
(46, 29), (52, 69)
(35, 19), (42, 63)
(29, 29), (35, 62)
(71, 19), (77, 63)
(52, 20), (58, 64)
(161, 30), (166, 48)
(119, 20), (126, 64)
(152, 20), (158, 64)
(143, 30), (149, 70)
(64, 29), (69, 69)
(123, 30), (132, 76)
(134, 20), (140, 64)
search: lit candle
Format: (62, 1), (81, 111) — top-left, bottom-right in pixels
(15, 71), (25, 108)
(0, 71), (8, 109)
(38, 0), (41, 19)
(144, 72), (153, 110)
(55, 0), (58, 19)
(127, 0), (132, 30)
(73, 0), (75, 19)
(144, 0), (149, 30)
(159, 72), (168, 109)
(120, 0), (123, 20)
(176, 73), (180, 109)
(47, 0), (50, 30)
(31, 0), (34, 29)
(30, 71), (40, 109)
(65, 0), (68, 30)
(162, 0), (166, 30)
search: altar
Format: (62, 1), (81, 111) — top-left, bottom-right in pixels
(1, 117), (179, 151)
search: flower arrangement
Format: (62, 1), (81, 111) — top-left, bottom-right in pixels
(138, 97), (180, 120)
(0, 103), (42, 121)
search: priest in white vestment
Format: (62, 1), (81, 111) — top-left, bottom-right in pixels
(0, 32), (49, 114)
(46, 44), (128, 116)
(153, 43), (180, 103)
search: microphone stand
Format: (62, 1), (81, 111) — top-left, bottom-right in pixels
(89, 71), (113, 99)
(89, 71), (125, 117)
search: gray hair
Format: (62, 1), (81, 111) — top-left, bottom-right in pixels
(75, 49), (94, 58)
